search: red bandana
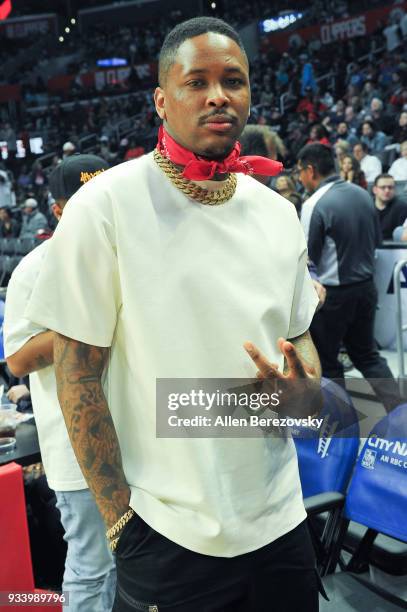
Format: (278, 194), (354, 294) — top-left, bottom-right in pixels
(157, 125), (283, 181)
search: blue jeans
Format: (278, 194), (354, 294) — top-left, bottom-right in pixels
(56, 489), (116, 612)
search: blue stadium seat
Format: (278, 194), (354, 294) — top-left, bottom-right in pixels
(320, 404), (407, 610)
(345, 403), (407, 542)
(294, 378), (360, 498)
(0, 238), (17, 256)
(0, 256), (22, 286)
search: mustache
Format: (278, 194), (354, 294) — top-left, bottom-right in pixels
(199, 111), (237, 125)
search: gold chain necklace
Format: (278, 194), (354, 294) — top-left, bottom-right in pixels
(153, 149), (237, 206)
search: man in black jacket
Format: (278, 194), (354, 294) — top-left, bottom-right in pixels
(298, 143), (400, 412)
(373, 173), (407, 239)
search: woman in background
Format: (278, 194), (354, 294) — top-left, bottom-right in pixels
(340, 154), (367, 189)
(274, 174), (303, 217)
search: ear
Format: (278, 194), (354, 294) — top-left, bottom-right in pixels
(154, 87), (166, 121)
(372, 185), (378, 197)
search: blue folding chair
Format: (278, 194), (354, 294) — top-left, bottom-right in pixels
(292, 379), (360, 575)
(294, 378), (360, 498)
(320, 403), (407, 610)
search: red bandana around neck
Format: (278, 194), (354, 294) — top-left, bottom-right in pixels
(156, 125), (283, 181)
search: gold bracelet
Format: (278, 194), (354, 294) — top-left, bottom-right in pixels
(106, 508), (135, 541)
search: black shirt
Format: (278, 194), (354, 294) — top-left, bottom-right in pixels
(376, 197), (407, 240)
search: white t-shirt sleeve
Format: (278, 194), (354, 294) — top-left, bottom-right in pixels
(24, 184), (122, 347)
(287, 230), (319, 339)
(3, 254), (47, 358)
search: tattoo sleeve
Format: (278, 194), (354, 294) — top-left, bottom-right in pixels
(54, 333), (130, 529)
(286, 330), (322, 378)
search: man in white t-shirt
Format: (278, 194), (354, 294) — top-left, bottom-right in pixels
(4, 155), (116, 612)
(353, 141), (382, 183)
(24, 17), (321, 611)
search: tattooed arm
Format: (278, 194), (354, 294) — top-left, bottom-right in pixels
(7, 331), (54, 377)
(54, 333), (130, 529)
(285, 330), (321, 378)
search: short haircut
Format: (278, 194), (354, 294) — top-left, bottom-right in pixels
(374, 173), (395, 186)
(362, 119), (374, 130)
(354, 141), (368, 153)
(297, 143), (335, 177)
(158, 17), (247, 86)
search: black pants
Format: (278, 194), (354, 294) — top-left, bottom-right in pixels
(113, 517), (320, 611)
(310, 279), (400, 412)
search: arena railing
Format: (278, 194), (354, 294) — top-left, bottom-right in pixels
(394, 257), (407, 393)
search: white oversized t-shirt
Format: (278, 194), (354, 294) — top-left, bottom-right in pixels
(4, 241), (87, 491)
(25, 152), (318, 557)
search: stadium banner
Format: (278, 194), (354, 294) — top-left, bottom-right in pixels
(0, 12), (57, 37)
(262, 2), (407, 52)
(47, 62), (157, 94)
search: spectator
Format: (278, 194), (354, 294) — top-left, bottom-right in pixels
(0, 167), (13, 207)
(389, 86), (407, 111)
(240, 125), (286, 185)
(19, 197), (48, 238)
(389, 141), (407, 181)
(62, 141), (76, 158)
(16, 164), (32, 192)
(4, 154), (116, 612)
(0, 122), (17, 160)
(367, 97), (394, 136)
(373, 173), (407, 240)
(401, 11), (407, 39)
(392, 218), (407, 241)
(30, 161), (47, 193)
(300, 54), (316, 95)
(123, 139), (145, 161)
(344, 106), (359, 132)
(296, 87), (321, 122)
(297, 143), (400, 412)
(334, 139), (351, 167)
(330, 99), (346, 125)
(383, 19), (401, 53)
(274, 174), (302, 216)
(360, 81), (381, 109)
(346, 62), (364, 90)
(392, 111), (407, 144)
(307, 124), (330, 146)
(353, 141), (382, 182)
(0, 205), (19, 238)
(333, 122), (358, 147)
(340, 154), (367, 189)
(24, 16), (323, 610)
(360, 120), (387, 154)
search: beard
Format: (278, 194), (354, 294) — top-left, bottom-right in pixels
(198, 142), (236, 161)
